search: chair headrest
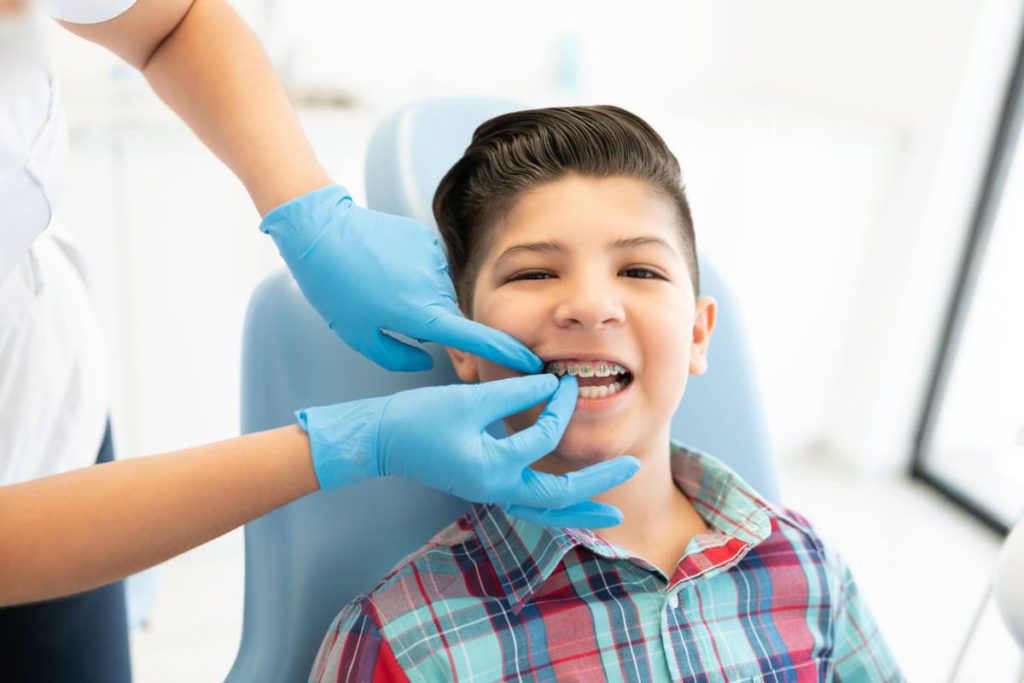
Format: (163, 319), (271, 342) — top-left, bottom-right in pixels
(364, 97), (525, 230)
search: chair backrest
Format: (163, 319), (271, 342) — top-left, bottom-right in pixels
(227, 98), (779, 683)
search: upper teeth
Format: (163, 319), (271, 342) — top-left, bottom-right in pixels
(544, 361), (628, 378)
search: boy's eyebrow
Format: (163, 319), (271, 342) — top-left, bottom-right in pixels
(493, 240), (566, 268)
(493, 235), (680, 268)
(611, 235), (680, 255)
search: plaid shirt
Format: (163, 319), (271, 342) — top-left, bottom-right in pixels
(311, 443), (902, 682)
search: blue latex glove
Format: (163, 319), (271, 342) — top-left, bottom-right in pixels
(297, 374), (640, 528)
(261, 185), (541, 374)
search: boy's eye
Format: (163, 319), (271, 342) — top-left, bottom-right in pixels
(507, 271), (554, 282)
(507, 268), (667, 281)
(621, 267), (666, 280)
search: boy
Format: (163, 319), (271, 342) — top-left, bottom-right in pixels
(309, 106), (903, 682)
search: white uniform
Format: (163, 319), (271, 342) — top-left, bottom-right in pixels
(0, 0), (136, 485)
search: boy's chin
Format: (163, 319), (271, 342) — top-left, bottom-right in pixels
(504, 414), (633, 473)
(549, 430), (630, 471)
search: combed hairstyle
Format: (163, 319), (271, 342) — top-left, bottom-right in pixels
(433, 105), (699, 311)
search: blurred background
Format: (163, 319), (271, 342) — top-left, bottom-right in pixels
(44, 0), (1023, 679)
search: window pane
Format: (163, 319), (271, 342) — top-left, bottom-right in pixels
(921, 118), (1024, 528)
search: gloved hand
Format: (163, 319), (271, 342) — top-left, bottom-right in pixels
(297, 374), (640, 528)
(261, 184), (541, 374)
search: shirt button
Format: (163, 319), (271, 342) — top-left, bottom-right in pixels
(668, 593), (680, 609)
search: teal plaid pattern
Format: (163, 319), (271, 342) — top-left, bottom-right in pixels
(311, 443), (903, 682)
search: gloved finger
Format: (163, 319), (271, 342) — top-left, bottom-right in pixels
(430, 246), (459, 304)
(360, 330), (434, 372)
(505, 500), (625, 529)
(417, 310), (543, 374)
(472, 374), (560, 425)
(492, 376), (578, 468)
(508, 456), (641, 509)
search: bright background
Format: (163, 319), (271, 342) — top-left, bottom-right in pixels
(43, 0), (1023, 679)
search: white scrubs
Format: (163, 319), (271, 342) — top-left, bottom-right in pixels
(0, 0), (136, 485)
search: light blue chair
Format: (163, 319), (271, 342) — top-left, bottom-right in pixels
(227, 98), (779, 682)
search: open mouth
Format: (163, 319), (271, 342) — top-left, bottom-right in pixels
(543, 359), (635, 399)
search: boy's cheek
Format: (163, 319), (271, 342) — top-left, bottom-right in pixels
(476, 357), (527, 382)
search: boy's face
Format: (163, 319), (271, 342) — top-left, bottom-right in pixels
(446, 175), (716, 472)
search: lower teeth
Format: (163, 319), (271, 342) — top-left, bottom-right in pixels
(578, 380), (625, 399)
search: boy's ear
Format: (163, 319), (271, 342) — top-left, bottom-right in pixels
(445, 346), (480, 382)
(689, 296), (717, 375)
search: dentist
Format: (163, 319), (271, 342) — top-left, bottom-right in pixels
(0, 0), (638, 679)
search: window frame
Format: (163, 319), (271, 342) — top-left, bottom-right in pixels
(910, 25), (1024, 537)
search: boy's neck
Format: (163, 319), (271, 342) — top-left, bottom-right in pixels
(541, 434), (711, 577)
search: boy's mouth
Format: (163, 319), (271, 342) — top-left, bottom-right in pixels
(542, 359), (635, 400)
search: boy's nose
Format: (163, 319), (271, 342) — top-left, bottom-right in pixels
(553, 278), (625, 331)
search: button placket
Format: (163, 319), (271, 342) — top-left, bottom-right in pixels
(661, 587), (687, 682)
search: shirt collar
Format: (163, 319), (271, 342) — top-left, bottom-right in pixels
(471, 441), (784, 612)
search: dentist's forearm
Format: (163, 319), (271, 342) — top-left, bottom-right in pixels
(0, 426), (319, 606)
(142, 0), (330, 214)
(60, 0), (331, 215)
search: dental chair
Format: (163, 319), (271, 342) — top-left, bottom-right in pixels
(227, 98), (780, 682)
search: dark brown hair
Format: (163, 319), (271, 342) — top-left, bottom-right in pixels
(433, 105), (699, 310)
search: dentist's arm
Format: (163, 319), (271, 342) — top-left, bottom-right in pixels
(0, 376), (639, 607)
(59, 0), (541, 374)
(0, 425), (318, 606)
(59, 0), (327, 215)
